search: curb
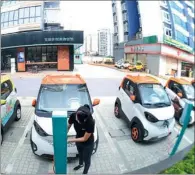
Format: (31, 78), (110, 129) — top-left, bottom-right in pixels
(126, 143), (194, 174)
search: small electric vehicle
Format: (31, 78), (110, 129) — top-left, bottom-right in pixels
(114, 74), (175, 142)
(1, 74), (21, 144)
(165, 77), (195, 125)
(30, 74), (100, 159)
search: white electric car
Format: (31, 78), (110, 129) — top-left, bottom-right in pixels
(30, 74), (100, 159)
(165, 77), (195, 125)
(114, 74), (175, 142)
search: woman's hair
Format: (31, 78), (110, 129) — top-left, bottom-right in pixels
(76, 105), (91, 123)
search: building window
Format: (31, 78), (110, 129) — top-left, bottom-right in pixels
(175, 30), (189, 45)
(170, 1), (184, 14)
(14, 10), (18, 25)
(162, 11), (170, 23)
(44, 2), (59, 8)
(164, 27), (172, 37)
(173, 14), (187, 30)
(139, 17), (142, 27)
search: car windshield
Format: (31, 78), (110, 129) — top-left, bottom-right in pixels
(36, 84), (92, 114)
(136, 62), (142, 65)
(139, 84), (171, 107)
(182, 84), (195, 100)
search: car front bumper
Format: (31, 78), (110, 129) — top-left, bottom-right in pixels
(31, 125), (78, 158)
(143, 118), (175, 141)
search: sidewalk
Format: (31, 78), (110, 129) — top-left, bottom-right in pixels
(89, 63), (194, 82)
(3, 70), (75, 78)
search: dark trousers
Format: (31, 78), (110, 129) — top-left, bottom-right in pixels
(76, 142), (94, 174)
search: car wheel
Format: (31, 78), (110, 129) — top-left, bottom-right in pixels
(15, 105), (21, 121)
(131, 124), (143, 142)
(114, 103), (121, 118)
(92, 135), (99, 155)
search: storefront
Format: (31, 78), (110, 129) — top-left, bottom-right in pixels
(1, 30), (83, 72)
(124, 43), (194, 76)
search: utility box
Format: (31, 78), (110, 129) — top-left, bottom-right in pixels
(52, 111), (67, 174)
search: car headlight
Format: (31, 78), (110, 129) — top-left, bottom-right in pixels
(144, 112), (159, 123)
(34, 120), (49, 137)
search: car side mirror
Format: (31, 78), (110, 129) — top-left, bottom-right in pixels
(1, 100), (6, 105)
(130, 95), (136, 101)
(32, 99), (37, 107)
(93, 99), (100, 106)
(177, 92), (183, 98)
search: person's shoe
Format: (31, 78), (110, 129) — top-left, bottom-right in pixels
(73, 165), (84, 171)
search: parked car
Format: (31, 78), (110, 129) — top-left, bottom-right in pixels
(1, 74), (21, 144)
(121, 61), (130, 69)
(30, 74), (100, 159)
(129, 61), (144, 72)
(114, 74), (175, 142)
(115, 60), (124, 69)
(165, 77), (195, 126)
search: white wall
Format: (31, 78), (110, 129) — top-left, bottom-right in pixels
(116, 1), (124, 43)
(138, 1), (164, 42)
(159, 56), (167, 75)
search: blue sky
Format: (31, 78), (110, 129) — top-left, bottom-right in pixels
(60, 1), (113, 36)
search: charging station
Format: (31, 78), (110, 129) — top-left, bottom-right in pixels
(52, 111), (68, 174)
(170, 102), (193, 156)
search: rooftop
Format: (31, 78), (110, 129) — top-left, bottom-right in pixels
(126, 74), (160, 84)
(41, 74), (86, 85)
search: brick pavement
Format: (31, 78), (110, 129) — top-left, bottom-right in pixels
(1, 97), (193, 174)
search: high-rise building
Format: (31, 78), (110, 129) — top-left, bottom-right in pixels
(112, 0), (194, 77)
(1, 1), (83, 72)
(112, 0), (124, 46)
(98, 28), (113, 57)
(84, 34), (98, 55)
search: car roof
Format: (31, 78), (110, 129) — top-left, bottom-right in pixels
(125, 74), (160, 84)
(1, 74), (11, 83)
(41, 74), (86, 85)
(167, 77), (191, 85)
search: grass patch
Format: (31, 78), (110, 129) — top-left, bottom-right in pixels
(161, 146), (195, 174)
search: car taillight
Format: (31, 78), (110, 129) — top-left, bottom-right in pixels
(34, 120), (49, 137)
(144, 112), (159, 123)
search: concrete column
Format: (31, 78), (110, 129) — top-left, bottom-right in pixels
(177, 60), (182, 77)
(11, 58), (16, 74)
(159, 56), (166, 76)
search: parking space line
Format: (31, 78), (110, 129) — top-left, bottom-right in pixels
(4, 112), (35, 174)
(173, 127), (193, 144)
(94, 107), (130, 174)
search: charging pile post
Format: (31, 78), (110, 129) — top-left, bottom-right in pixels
(169, 103), (193, 156)
(52, 111), (67, 174)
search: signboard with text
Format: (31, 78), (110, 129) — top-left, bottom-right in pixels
(163, 35), (194, 54)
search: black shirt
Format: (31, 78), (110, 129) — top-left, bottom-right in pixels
(68, 113), (95, 145)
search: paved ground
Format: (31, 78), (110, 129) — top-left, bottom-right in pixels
(1, 64), (194, 174)
(1, 96), (194, 174)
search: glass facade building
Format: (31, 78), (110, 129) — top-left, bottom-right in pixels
(1, 1), (83, 72)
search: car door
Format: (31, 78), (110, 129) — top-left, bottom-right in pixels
(1, 80), (16, 129)
(123, 80), (136, 121)
(119, 78), (129, 114)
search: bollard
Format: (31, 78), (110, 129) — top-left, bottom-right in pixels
(169, 103), (193, 156)
(52, 111), (67, 174)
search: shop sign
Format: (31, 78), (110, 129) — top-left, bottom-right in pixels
(163, 35), (194, 54)
(125, 45), (144, 53)
(44, 37), (74, 42)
